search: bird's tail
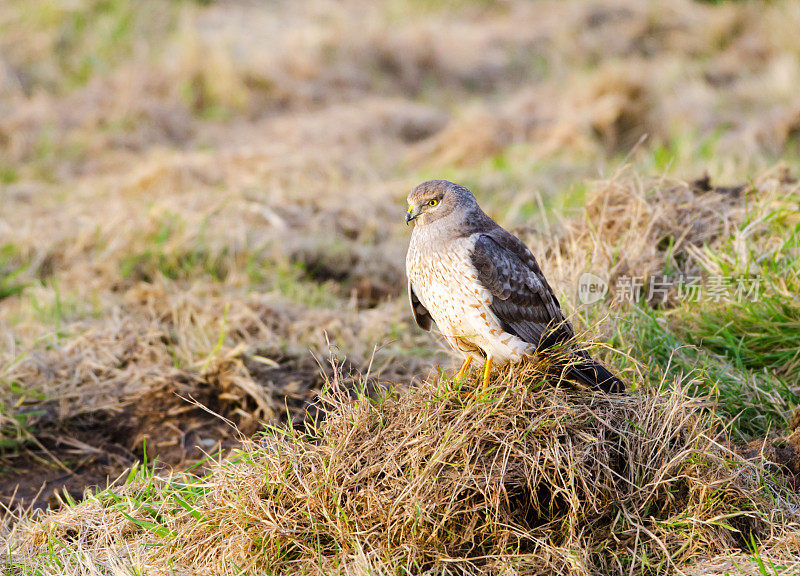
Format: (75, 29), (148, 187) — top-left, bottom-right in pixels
(566, 351), (625, 393)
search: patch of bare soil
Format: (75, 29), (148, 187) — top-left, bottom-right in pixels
(0, 353), (337, 511)
(0, 393), (233, 510)
(0, 338), (397, 512)
(739, 408), (800, 490)
(0, 430), (132, 513)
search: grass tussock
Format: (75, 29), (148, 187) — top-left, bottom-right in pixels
(570, 173), (746, 305)
(8, 360), (800, 575)
(552, 168), (796, 306)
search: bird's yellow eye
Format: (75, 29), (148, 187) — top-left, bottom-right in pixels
(428, 199), (438, 206)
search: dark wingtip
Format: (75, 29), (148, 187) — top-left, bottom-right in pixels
(568, 357), (626, 394)
(599, 375), (626, 394)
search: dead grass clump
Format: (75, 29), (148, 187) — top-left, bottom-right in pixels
(14, 360), (798, 574)
(579, 63), (655, 154)
(0, 289), (306, 479)
(565, 172), (749, 306)
(415, 61), (657, 169)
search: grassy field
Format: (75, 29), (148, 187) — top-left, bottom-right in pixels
(2, 0), (800, 573)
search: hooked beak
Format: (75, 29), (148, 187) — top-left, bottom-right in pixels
(406, 204), (421, 225)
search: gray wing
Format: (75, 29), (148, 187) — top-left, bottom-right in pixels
(408, 281), (432, 331)
(471, 231), (573, 348)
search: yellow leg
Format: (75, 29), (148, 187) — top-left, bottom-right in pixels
(454, 357), (472, 381)
(482, 356), (493, 391)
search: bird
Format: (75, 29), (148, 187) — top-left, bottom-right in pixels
(405, 179), (624, 393)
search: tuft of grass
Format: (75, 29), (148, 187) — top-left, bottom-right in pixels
(0, 350), (49, 456)
(119, 246), (231, 283)
(0, 167), (19, 185)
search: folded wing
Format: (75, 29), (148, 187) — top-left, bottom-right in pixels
(470, 232), (572, 348)
(470, 230), (625, 393)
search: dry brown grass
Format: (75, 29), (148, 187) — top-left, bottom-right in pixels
(7, 359), (800, 575)
(566, 171), (748, 307)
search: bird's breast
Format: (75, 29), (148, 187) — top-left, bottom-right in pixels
(407, 237), (490, 328)
(406, 234), (533, 364)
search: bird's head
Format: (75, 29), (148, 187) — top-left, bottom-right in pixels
(405, 180), (478, 226)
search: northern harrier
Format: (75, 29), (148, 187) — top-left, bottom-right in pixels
(405, 180), (623, 393)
